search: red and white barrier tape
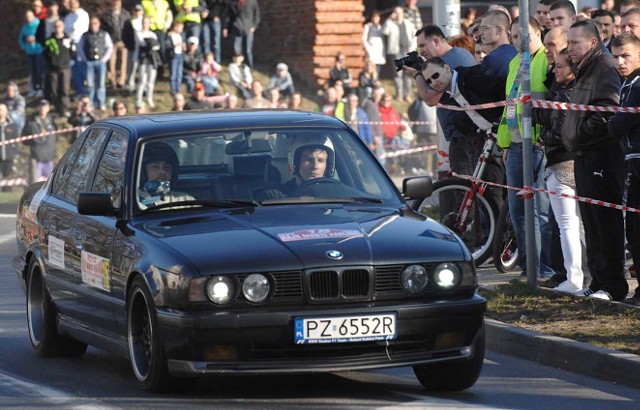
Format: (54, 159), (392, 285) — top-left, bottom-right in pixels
(347, 120), (436, 126)
(0, 178), (28, 187)
(0, 127), (80, 147)
(380, 144), (438, 159)
(454, 174), (640, 214)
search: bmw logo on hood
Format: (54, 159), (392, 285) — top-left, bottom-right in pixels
(326, 250), (343, 260)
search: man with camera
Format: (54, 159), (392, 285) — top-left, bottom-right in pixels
(400, 25), (476, 173)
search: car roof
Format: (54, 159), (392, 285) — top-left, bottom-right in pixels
(94, 109), (347, 139)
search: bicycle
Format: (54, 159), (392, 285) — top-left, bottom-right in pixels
(417, 131), (507, 267)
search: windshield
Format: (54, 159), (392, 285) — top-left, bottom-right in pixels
(134, 127), (402, 212)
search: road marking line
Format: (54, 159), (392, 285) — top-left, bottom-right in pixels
(0, 369), (111, 409)
(0, 233), (15, 245)
(0, 214), (16, 218)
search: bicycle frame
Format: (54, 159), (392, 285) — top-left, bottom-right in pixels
(453, 133), (497, 233)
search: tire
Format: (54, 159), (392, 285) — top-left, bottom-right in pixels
(413, 320), (485, 391)
(493, 201), (520, 273)
(127, 276), (194, 393)
(26, 259), (87, 357)
(419, 178), (499, 266)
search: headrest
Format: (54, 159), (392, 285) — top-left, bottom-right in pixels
(225, 139), (273, 155)
(233, 155), (270, 177)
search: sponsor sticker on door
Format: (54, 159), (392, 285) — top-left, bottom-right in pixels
(48, 235), (65, 269)
(81, 251), (110, 291)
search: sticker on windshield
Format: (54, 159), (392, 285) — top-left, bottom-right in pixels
(81, 251), (110, 291)
(48, 236), (65, 269)
(278, 229), (364, 242)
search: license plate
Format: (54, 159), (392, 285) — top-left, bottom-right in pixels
(294, 313), (397, 344)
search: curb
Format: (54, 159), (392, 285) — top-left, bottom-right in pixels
(485, 318), (640, 389)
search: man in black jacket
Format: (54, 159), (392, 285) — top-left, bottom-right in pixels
(562, 20), (627, 301)
(608, 33), (640, 304)
(224, 0), (260, 68)
(43, 19), (74, 117)
(202, 0), (229, 64)
(421, 56), (506, 215)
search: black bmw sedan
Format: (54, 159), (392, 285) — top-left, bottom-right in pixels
(13, 110), (485, 393)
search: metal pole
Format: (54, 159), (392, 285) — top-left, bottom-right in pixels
(518, 0), (537, 289)
(432, 0), (460, 175)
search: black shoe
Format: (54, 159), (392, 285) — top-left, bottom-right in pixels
(622, 294), (640, 306)
(539, 273), (566, 288)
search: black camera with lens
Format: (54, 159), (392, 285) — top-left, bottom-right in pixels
(393, 51), (422, 72)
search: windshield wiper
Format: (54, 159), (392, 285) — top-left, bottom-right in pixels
(141, 199), (260, 212)
(261, 196), (383, 205)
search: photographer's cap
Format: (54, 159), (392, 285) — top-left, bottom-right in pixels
(38, 99), (50, 105)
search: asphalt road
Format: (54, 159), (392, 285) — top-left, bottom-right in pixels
(0, 214), (639, 409)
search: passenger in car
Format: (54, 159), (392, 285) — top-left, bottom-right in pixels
(137, 141), (194, 208)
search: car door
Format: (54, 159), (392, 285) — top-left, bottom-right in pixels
(50, 127), (110, 327)
(73, 129), (130, 336)
(39, 132), (87, 316)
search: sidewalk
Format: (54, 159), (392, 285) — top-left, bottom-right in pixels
(477, 264), (640, 390)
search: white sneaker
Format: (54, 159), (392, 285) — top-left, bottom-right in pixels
(553, 281), (582, 294)
(576, 287), (594, 297)
(589, 290), (613, 301)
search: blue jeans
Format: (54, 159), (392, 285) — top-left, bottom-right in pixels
(71, 56), (86, 95)
(234, 30), (254, 68)
(506, 142), (555, 276)
(85, 60), (106, 109)
(201, 76), (219, 95)
(170, 54), (184, 95)
(202, 19), (221, 63)
(27, 53), (45, 92)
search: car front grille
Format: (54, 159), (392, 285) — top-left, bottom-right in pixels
(264, 264), (433, 305)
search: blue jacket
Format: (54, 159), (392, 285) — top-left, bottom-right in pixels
(19, 18), (43, 55)
(353, 108), (374, 146)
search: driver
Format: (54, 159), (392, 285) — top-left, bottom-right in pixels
(138, 141), (194, 208)
(281, 135), (336, 193)
(258, 136), (335, 200)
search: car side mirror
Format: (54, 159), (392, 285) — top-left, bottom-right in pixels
(402, 176), (433, 199)
(78, 192), (117, 216)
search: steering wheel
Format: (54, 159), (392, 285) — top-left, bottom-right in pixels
(298, 177), (340, 187)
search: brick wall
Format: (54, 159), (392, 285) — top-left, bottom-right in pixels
(255, 0), (365, 90)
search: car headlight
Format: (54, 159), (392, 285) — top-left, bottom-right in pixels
(242, 273), (270, 303)
(206, 276), (235, 304)
(433, 263), (461, 290)
(401, 264), (429, 293)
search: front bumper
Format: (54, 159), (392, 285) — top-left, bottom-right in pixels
(157, 294), (487, 375)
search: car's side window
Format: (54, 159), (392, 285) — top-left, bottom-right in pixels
(51, 136), (85, 197)
(59, 128), (108, 204)
(91, 131), (129, 209)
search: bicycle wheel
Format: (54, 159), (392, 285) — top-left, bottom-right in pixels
(418, 178), (499, 267)
(492, 201), (520, 273)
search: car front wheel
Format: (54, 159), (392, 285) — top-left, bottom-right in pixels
(413, 320), (485, 391)
(27, 259), (87, 357)
(127, 276), (194, 393)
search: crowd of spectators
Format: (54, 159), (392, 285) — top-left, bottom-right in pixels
(6, 1), (639, 306)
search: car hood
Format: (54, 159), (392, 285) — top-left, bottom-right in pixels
(137, 205), (466, 275)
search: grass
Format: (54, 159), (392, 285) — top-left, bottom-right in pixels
(480, 280), (640, 355)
